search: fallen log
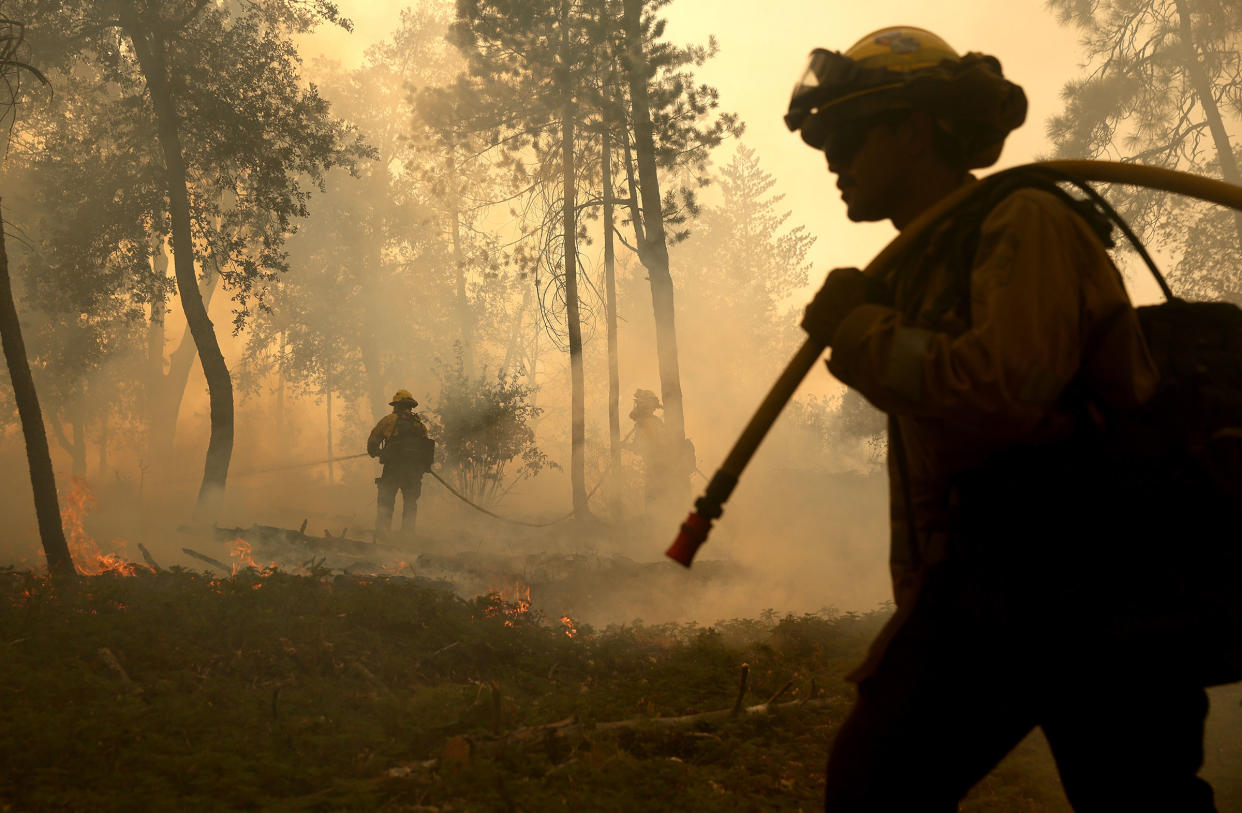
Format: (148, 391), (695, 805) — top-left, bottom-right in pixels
(182, 548), (230, 573)
(450, 674), (844, 762)
(180, 523), (395, 558)
(137, 543), (162, 573)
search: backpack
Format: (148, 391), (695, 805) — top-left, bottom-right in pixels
(381, 413), (435, 471)
(944, 167), (1242, 504)
(932, 166), (1242, 685)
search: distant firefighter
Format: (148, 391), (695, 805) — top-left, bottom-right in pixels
(367, 389), (434, 541)
(628, 388), (693, 511)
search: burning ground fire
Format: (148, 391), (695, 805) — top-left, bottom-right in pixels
(50, 485), (583, 638)
(60, 477), (149, 577)
(479, 579), (579, 638)
(227, 539), (279, 578)
(482, 580), (532, 627)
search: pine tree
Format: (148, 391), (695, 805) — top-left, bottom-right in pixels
(1048, 0), (1242, 300)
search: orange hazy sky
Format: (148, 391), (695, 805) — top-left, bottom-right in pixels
(306, 0), (1095, 288)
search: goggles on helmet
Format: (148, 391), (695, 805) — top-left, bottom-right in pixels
(784, 49), (905, 137)
(786, 28), (1026, 170)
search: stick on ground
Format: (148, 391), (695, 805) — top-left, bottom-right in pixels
(97, 647), (142, 695)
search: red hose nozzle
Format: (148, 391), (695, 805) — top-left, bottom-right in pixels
(666, 512), (713, 567)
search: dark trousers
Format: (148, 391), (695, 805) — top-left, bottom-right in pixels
(376, 466), (423, 537)
(823, 563), (1217, 812)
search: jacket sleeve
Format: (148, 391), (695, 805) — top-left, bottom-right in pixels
(367, 415), (393, 457)
(826, 189), (1106, 442)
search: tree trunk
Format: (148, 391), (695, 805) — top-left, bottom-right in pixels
(98, 411), (109, 481)
(602, 124), (622, 515)
(501, 285), (532, 376)
(146, 256), (219, 469)
(326, 384), (334, 485)
(1174, 0), (1242, 249)
(449, 154), (474, 377)
(275, 330), (287, 440)
(529, 306), (540, 420)
(621, 0), (687, 451)
(0, 201), (75, 576)
(122, 9), (234, 515)
(359, 330), (387, 421)
(70, 407), (86, 480)
(561, 0), (589, 518)
(145, 241), (167, 434)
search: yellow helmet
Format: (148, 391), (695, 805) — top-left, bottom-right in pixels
(785, 26), (1027, 169)
(840, 26), (958, 74)
(389, 389), (418, 408)
(633, 388), (662, 409)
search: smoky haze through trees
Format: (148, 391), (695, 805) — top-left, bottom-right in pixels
(0, 0), (857, 558)
(6, 0), (366, 516)
(1048, 0), (1242, 302)
(426, 0), (739, 517)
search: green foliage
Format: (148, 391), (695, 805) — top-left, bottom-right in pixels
(426, 349), (550, 503)
(9, 0), (369, 325)
(1, 0), (369, 476)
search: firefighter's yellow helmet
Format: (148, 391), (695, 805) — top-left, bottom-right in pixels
(633, 388), (662, 409)
(841, 26), (958, 74)
(785, 26), (1026, 169)
(389, 389), (418, 407)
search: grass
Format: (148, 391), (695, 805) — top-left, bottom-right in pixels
(3, 564), (1220, 812)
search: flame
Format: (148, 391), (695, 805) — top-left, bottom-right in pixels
(382, 560), (415, 576)
(560, 615), (578, 639)
(481, 580), (533, 627)
(59, 477), (147, 577)
(229, 539), (260, 575)
(227, 539), (279, 577)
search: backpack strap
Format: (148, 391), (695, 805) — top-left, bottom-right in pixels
(889, 167), (1167, 569)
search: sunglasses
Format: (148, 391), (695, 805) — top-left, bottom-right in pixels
(822, 110), (911, 164)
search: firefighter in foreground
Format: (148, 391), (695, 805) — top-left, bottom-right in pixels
(786, 27), (1216, 810)
(367, 390), (434, 541)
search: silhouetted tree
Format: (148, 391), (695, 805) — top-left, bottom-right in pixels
(1048, 0), (1242, 300)
(11, 0), (364, 514)
(0, 17), (73, 576)
(439, 0), (605, 518)
(614, 0), (739, 501)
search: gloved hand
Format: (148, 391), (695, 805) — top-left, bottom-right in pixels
(800, 267), (886, 347)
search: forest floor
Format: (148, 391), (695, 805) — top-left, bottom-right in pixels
(2, 557), (1240, 812)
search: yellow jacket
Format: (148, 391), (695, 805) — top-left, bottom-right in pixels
(827, 187), (1158, 609)
(367, 411), (427, 459)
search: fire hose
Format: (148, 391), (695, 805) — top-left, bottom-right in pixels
(192, 429), (645, 528)
(666, 160), (1242, 568)
(228, 430), (637, 528)
(425, 426), (637, 527)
